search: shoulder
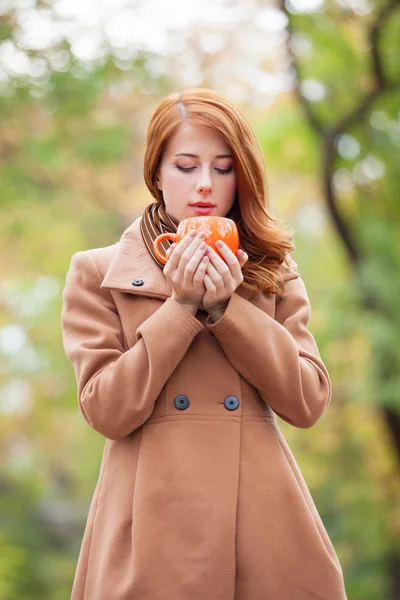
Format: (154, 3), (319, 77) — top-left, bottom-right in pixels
(63, 244), (119, 303)
(274, 255), (311, 320)
(278, 253), (300, 283)
(68, 244), (118, 279)
(274, 254), (312, 310)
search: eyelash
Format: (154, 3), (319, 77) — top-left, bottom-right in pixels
(175, 165), (233, 175)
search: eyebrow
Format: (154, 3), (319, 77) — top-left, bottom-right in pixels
(174, 153), (233, 159)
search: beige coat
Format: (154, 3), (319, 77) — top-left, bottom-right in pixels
(61, 215), (348, 599)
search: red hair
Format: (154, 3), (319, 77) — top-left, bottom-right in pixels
(143, 88), (296, 295)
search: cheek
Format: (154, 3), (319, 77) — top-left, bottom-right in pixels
(162, 171), (191, 195)
(220, 175), (237, 197)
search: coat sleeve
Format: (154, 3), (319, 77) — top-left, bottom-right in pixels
(61, 250), (204, 440)
(204, 272), (332, 429)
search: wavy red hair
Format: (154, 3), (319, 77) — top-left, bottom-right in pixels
(143, 88), (296, 295)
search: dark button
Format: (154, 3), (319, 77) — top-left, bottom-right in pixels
(174, 395), (190, 410)
(132, 279), (144, 286)
(224, 396), (239, 411)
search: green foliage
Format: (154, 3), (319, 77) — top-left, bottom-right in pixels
(74, 125), (131, 164)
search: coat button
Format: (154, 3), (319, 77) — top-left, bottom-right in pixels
(174, 395), (190, 410)
(132, 279), (144, 286)
(224, 396), (239, 411)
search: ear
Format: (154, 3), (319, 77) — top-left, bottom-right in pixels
(156, 174), (162, 191)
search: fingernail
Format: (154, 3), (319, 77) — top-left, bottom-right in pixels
(216, 240), (223, 248)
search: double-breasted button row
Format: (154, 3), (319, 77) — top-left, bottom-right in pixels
(173, 395), (240, 411)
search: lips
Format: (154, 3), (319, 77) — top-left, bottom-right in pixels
(190, 203), (215, 207)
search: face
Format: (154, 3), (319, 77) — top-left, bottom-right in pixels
(156, 122), (237, 223)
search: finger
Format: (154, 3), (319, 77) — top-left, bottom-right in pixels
(178, 237), (207, 282)
(216, 240), (236, 261)
(205, 245), (232, 277)
(167, 231), (200, 270)
(181, 234), (207, 268)
(211, 242), (243, 278)
(184, 242), (208, 282)
(204, 272), (216, 291)
(194, 254), (209, 279)
(205, 260), (222, 285)
(193, 256), (209, 290)
(165, 243), (176, 257)
(215, 241), (242, 267)
(236, 249), (248, 266)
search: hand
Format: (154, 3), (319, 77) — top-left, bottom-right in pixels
(163, 230), (209, 309)
(201, 241), (249, 313)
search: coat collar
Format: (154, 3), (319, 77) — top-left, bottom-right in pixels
(100, 216), (259, 306)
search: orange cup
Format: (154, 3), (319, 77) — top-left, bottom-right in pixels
(153, 216), (239, 265)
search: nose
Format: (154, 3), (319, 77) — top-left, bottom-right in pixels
(196, 168), (213, 195)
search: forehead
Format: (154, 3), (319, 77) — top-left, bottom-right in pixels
(165, 122), (232, 156)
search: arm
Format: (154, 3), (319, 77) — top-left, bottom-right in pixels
(61, 251), (203, 440)
(204, 275), (332, 429)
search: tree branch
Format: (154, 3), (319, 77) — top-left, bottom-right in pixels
(279, 0), (400, 271)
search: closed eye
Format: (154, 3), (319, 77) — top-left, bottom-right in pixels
(175, 165), (233, 174)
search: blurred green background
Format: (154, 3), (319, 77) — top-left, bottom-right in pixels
(0, 0), (399, 598)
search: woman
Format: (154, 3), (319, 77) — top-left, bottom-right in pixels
(61, 88), (348, 599)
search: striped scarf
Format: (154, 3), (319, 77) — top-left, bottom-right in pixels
(140, 200), (180, 269)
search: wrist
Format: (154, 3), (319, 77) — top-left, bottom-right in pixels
(170, 296), (199, 316)
(207, 298), (230, 323)
(207, 302), (228, 323)
(208, 310), (223, 323)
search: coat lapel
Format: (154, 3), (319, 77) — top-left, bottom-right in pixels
(100, 215), (259, 305)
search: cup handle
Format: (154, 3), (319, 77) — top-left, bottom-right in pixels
(153, 233), (177, 264)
